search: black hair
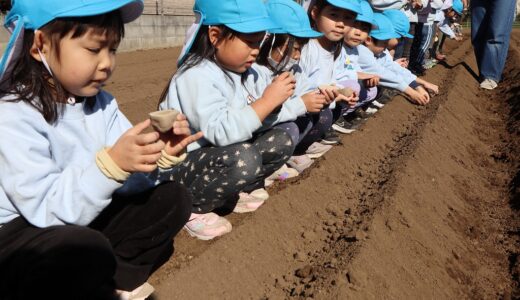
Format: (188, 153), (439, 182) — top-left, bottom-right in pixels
(0, 10), (124, 124)
(158, 25), (241, 106)
(307, 0), (342, 59)
(257, 34), (309, 76)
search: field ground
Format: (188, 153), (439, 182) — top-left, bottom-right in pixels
(106, 30), (520, 299)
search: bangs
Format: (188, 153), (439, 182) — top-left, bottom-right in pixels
(44, 10), (125, 47)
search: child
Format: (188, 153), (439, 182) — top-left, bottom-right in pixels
(333, 0), (380, 133)
(353, 12), (432, 105)
(382, 9), (439, 95)
(159, 0), (295, 240)
(301, 0), (361, 144)
(0, 0), (200, 299)
(254, 0), (333, 172)
(432, 0), (463, 61)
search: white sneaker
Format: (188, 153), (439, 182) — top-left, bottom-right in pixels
(364, 106), (379, 114)
(480, 78), (498, 90)
(371, 100), (385, 108)
(234, 188), (268, 213)
(305, 142), (333, 159)
(118, 282), (154, 300)
(264, 164), (299, 186)
(184, 213), (232, 240)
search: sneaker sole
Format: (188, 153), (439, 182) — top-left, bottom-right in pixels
(184, 223), (232, 240)
(320, 139), (340, 145)
(233, 200), (265, 213)
(332, 124), (356, 134)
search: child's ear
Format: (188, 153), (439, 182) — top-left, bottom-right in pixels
(365, 36), (373, 45)
(310, 6), (319, 22)
(29, 30), (50, 62)
(208, 26), (222, 47)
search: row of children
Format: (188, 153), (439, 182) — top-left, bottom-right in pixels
(0, 0), (447, 298)
(365, 0), (465, 75)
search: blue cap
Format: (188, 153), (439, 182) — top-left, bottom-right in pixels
(0, 0), (143, 86)
(178, 0), (278, 66)
(355, 0), (375, 25)
(452, 0), (463, 14)
(326, 0), (362, 15)
(196, 0), (277, 33)
(382, 9), (413, 38)
(266, 0), (322, 38)
(369, 13), (401, 40)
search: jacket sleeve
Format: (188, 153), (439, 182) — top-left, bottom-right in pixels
(174, 68), (262, 147)
(0, 109), (122, 228)
(357, 46), (410, 91)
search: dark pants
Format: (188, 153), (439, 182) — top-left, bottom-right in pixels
(0, 182), (192, 299)
(276, 109), (332, 155)
(471, 0), (517, 81)
(169, 128), (294, 213)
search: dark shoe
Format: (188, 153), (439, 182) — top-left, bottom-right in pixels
(320, 128), (341, 144)
(332, 115), (357, 134)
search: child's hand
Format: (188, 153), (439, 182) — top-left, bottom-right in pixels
(416, 86), (431, 102)
(395, 58), (409, 68)
(357, 72), (380, 88)
(302, 91), (327, 113)
(335, 91), (359, 107)
(364, 75), (380, 88)
(409, 88), (429, 105)
(318, 85), (338, 104)
(423, 82), (439, 95)
(108, 119), (165, 173)
(455, 36), (463, 41)
(161, 113), (204, 157)
(263, 72), (296, 105)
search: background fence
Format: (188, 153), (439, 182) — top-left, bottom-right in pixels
(143, 0), (194, 16)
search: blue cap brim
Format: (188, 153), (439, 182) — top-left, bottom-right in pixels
(400, 32), (413, 38)
(371, 32), (401, 40)
(270, 28), (323, 38)
(54, 0), (143, 25)
(226, 17), (279, 33)
(327, 0), (361, 14)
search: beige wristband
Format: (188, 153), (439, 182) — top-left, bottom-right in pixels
(95, 147), (130, 182)
(157, 149), (187, 169)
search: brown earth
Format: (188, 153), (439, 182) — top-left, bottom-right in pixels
(106, 31), (520, 299)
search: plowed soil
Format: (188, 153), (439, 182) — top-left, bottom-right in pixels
(106, 30), (520, 299)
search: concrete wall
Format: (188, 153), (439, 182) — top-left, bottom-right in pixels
(119, 14), (194, 52)
(0, 13), (195, 54)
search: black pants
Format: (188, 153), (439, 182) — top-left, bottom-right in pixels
(0, 182), (191, 300)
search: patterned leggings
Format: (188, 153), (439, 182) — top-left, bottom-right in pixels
(276, 109), (332, 155)
(168, 128), (294, 213)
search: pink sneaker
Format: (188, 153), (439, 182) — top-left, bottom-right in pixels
(233, 188), (269, 213)
(287, 155), (314, 173)
(184, 213), (232, 240)
(265, 164), (299, 186)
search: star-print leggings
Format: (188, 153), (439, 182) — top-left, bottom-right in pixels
(170, 128), (294, 214)
(275, 109), (333, 155)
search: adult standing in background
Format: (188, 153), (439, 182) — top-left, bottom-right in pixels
(470, 0), (517, 90)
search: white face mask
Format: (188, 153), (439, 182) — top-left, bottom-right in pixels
(267, 42), (299, 73)
(37, 48), (53, 76)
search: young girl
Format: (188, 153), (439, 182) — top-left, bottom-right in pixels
(158, 0), (295, 240)
(300, 0), (360, 144)
(254, 0), (333, 172)
(0, 0), (200, 298)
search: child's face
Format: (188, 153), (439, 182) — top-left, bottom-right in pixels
(40, 28), (118, 97)
(344, 21), (370, 47)
(311, 5), (357, 43)
(365, 37), (388, 55)
(387, 38), (399, 50)
(212, 29), (265, 73)
(271, 39), (303, 63)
